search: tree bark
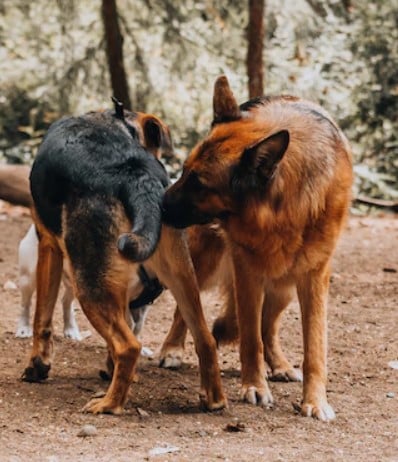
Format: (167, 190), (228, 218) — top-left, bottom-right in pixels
(101, 0), (132, 110)
(247, 0), (265, 98)
(0, 165), (32, 207)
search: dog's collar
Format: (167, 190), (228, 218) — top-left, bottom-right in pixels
(129, 265), (164, 310)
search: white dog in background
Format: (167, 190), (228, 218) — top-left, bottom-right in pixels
(16, 224), (82, 340)
(16, 225), (152, 355)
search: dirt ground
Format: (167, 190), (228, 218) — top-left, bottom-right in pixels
(0, 207), (397, 462)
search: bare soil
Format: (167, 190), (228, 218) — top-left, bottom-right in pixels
(0, 207), (397, 462)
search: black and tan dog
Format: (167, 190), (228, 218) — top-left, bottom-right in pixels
(162, 76), (353, 421)
(22, 103), (226, 414)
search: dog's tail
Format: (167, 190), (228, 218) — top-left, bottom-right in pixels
(117, 180), (163, 262)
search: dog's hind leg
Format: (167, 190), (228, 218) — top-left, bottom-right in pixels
(211, 280), (239, 347)
(262, 284), (302, 382)
(296, 263), (335, 421)
(80, 291), (141, 414)
(132, 305), (153, 357)
(159, 307), (188, 368)
(22, 228), (63, 382)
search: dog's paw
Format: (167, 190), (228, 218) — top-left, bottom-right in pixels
(63, 325), (82, 341)
(159, 347), (183, 369)
(199, 389), (228, 411)
(269, 367), (303, 383)
(21, 356), (51, 382)
(82, 397), (124, 415)
(15, 324), (33, 338)
(241, 385), (274, 408)
(299, 400), (336, 421)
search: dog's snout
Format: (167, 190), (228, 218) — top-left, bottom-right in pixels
(162, 190), (178, 222)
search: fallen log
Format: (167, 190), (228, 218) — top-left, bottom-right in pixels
(0, 164), (32, 207)
(355, 195), (398, 213)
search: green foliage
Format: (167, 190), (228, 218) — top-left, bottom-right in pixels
(345, 0), (398, 199)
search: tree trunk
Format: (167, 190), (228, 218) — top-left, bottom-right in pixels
(0, 165), (32, 207)
(246, 0), (265, 98)
(101, 0), (132, 110)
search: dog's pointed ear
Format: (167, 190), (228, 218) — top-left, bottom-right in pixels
(231, 130), (289, 195)
(141, 115), (174, 159)
(243, 130), (290, 177)
(213, 75), (241, 124)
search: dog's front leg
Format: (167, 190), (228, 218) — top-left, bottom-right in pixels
(296, 264), (335, 421)
(152, 227), (226, 410)
(22, 230), (63, 382)
(231, 246), (273, 407)
(159, 307), (188, 368)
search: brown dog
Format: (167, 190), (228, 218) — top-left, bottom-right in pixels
(162, 76), (353, 421)
(159, 223), (302, 383)
(23, 104), (226, 414)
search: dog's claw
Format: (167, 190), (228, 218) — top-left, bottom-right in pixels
(269, 367), (303, 382)
(241, 385), (274, 408)
(297, 400), (336, 421)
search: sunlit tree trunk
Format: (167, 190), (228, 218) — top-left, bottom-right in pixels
(247, 0), (265, 98)
(101, 0), (131, 109)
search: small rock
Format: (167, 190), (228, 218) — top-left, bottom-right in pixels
(388, 360), (398, 370)
(386, 392), (395, 398)
(77, 424), (97, 437)
(136, 407), (150, 419)
(148, 445), (180, 456)
(224, 419), (246, 433)
(3, 280), (17, 290)
(141, 346), (154, 357)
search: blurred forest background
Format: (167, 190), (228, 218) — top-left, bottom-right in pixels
(0, 0), (397, 204)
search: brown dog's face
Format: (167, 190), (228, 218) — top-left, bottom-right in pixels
(162, 76), (289, 229)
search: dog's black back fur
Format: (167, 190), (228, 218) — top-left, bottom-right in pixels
(30, 110), (169, 264)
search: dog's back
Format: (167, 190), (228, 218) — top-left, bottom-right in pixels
(229, 96), (352, 278)
(31, 111), (169, 237)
